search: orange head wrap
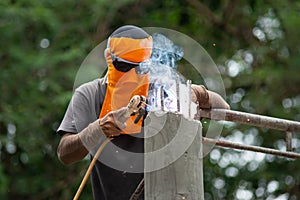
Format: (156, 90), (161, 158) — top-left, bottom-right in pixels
(100, 25), (153, 134)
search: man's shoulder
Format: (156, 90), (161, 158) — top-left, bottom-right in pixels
(75, 78), (106, 95)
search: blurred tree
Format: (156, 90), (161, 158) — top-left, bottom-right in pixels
(0, 0), (299, 199)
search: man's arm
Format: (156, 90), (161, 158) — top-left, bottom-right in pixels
(191, 84), (230, 110)
(207, 90), (230, 109)
(57, 133), (89, 165)
(57, 117), (104, 165)
(57, 96), (144, 165)
(57, 109), (125, 165)
(57, 81), (107, 165)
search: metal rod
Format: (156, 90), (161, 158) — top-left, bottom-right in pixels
(187, 80), (192, 119)
(155, 88), (158, 108)
(286, 132), (293, 152)
(202, 137), (300, 159)
(200, 109), (300, 133)
(176, 76), (180, 112)
(160, 86), (164, 111)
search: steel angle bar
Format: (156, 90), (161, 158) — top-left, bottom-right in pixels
(200, 109), (300, 133)
(203, 137), (300, 159)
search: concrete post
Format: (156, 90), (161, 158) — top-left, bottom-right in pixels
(144, 111), (204, 200)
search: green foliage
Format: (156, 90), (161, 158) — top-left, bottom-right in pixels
(1, 0), (300, 199)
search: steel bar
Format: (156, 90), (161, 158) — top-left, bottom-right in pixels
(200, 109), (300, 133)
(176, 76), (180, 112)
(160, 86), (164, 111)
(286, 132), (293, 152)
(202, 137), (300, 159)
(187, 80), (192, 118)
(155, 88), (158, 108)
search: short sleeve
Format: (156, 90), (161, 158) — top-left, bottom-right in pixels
(57, 79), (104, 135)
(57, 97), (77, 135)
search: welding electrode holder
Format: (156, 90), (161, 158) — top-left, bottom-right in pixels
(130, 97), (148, 124)
(131, 107), (146, 124)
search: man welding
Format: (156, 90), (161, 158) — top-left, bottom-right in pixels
(56, 25), (229, 200)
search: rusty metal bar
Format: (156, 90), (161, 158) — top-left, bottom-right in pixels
(286, 132), (293, 152)
(202, 137), (300, 159)
(200, 109), (300, 133)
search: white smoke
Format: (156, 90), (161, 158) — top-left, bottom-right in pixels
(137, 33), (197, 118)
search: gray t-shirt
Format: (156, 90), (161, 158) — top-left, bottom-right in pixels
(57, 78), (144, 200)
(57, 78), (105, 135)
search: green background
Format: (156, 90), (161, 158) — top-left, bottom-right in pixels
(1, 0), (300, 199)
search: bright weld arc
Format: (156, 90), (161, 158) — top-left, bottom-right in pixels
(141, 101), (152, 112)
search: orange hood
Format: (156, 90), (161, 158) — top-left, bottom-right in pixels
(100, 35), (152, 134)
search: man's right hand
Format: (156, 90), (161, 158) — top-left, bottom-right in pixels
(99, 107), (129, 137)
(57, 95), (146, 165)
(100, 95), (146, 137)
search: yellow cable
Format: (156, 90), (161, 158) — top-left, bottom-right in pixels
(73, 137), (113, 200)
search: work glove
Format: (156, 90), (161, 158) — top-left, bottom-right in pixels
(100, 95), (146, 137)
(191, 84), (211, 109)
(77, 95), (146, 152)
(191, 84), (230, 110)
(99, 107), (128, 137)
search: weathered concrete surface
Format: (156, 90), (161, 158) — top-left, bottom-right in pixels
(144, 111), (204, 200)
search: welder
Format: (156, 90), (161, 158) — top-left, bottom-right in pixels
(56, 25), (229, 200)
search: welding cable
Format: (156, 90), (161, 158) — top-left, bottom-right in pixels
(73, 96), (147, 199)
(73, 137), (113, 200)
(129, 178), (145, 200)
